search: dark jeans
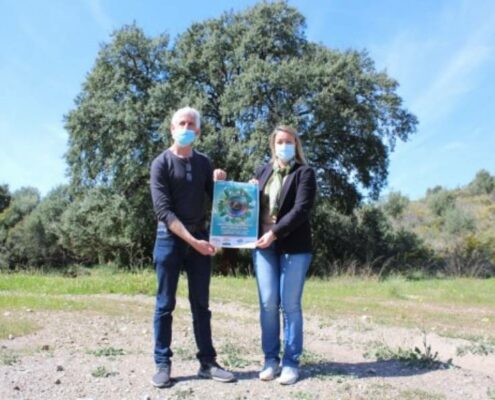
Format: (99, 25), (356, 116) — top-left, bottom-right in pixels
(153, 224), (216, 367)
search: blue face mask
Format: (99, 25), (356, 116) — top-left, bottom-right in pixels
(173, 129), (197, 147)
(275, 143), (295, 162)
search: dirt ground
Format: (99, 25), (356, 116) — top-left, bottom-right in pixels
(1, 294), (494, 400)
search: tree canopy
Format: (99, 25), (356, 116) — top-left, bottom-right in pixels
(65, 1), (417, 211)
(2, 1), (422, 272)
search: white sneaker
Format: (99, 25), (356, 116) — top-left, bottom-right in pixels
(277, 366), (299, 385)
(259, 360), (281, 381)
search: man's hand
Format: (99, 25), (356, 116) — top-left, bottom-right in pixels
(255, 230), (276, 249)
(213, 169), (227, 181)
(192, 239), (217, 256)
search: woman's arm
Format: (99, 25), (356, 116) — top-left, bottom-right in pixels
(271, 167), (317, 239)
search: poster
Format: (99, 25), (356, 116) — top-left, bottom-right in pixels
(209, 181), (259, 248)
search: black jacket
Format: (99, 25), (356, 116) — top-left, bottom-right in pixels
(255, 162), (317, 254)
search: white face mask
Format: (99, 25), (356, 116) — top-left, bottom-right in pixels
(275, 143), (295, 162)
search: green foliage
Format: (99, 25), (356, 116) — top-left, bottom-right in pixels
(443, 207), (476, 236)
(91, 366), (118, 378)
(441, 240), (494, 278)
(58, 188), (138, 265)
(0, 184), (10, 213)
(3, 271), (495, 340)
(3, 3), (420, 273)
(382, 191), (410, 218)
(90, 347), (125, 357)
(0, 348), (19, 365)
(2, 186), (72, 269)
(65, 24), (172, 192)
(364, 335), (452, 370)
(456, 340), (494, 356)
(220, 342), (250, 368)
(64, 24), (170, 266)
(427, 189), (455, 217)
(310, 199), (430, 276)
(174, 2), (416, 210)
(389, 170), (495, 277)
(60, 2), (416, 270)
(0, 187), (40, 229)
(0, 187), (42, 269)
(468, 169), (494, 195)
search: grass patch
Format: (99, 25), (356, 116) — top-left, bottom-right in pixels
(0, 314), (40, 339)
(311, 367), (356, 382)
(456, 341), (494, 356)
(0, 348), (20, 365)
(360, 383), (446, 400)
(364, 335), (452, 370)
(300, 349), (325, 365)
(0, 267), (156, 296)
(174, 345), (196, 361)
(91, 365), (118, 378)
(292, 392), (316, 400)
(171, 387), (195, 399)
(220, 342), (251, 369)
(0, 292), (150, 318)
(1, 269), (495, 340)
(90, 347), (125, 358)
(398, 388), (445, 400)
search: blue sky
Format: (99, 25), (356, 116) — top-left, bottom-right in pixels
(1, 0), (494, 200)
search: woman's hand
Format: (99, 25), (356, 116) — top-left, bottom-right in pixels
(213, 169), (227, 181)
(255, 230), (277, 249)
(248, 178), (259, 185)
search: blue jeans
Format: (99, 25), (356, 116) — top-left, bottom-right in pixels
(153, 224), (216, 367)
(253, 244), (311, 368)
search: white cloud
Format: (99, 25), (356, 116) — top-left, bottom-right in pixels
(371, 0), (495, 162)
(412, 38), (494, 126)
(86, 0), (114, 33)
(441, 141), (465, 152)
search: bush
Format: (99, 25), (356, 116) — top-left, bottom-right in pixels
(2, 186), (73, 269)
(441, 237), (494, 278)
(468, 169), (494, 195)
(311, 200), (431, 276)
(382, 191), (410, 218)
(443, 207), (476, 236)
(427, 190), (455, 216)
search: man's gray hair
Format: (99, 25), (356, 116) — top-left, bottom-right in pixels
(171, 107), (201, 128)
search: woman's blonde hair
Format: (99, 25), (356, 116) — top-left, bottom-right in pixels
(269, 125), (307, 165)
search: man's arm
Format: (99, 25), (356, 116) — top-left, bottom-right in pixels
(168, 219), (215, 256)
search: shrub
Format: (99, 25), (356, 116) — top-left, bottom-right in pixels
(443, 207), (476, 236)
(441, 240), (494, 278)
(427, 190), (455, 216)
(382, 191), (410, 218)
(468, 169), (494, 195)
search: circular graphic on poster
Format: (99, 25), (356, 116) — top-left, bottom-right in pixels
(217, 187), (254, 223)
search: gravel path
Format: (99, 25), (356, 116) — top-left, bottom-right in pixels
(1, 294), (494, 400)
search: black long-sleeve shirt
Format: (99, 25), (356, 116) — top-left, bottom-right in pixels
(150, 149), (213, 228)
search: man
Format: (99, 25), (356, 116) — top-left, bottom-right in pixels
(149, 106), (234, 387)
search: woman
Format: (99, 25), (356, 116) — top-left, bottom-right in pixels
(251, 125), (317, 385)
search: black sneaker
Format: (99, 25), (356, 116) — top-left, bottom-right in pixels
(198, 361), (235, 382)
(151, 364), (172, 388)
